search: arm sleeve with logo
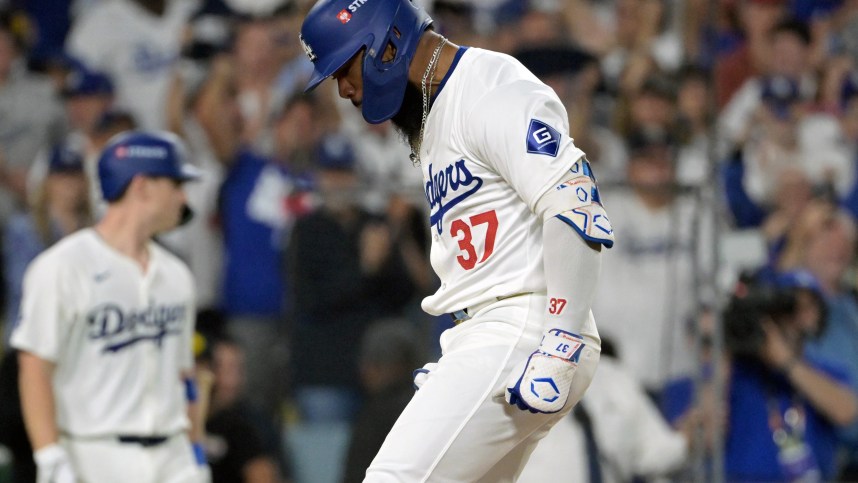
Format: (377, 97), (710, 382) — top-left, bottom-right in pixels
(10, 255), (74, 362)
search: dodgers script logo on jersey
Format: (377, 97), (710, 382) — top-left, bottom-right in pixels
(133, 43), (178, 74)
(87, 302), (187, 353)
(425, 159), (483, 235)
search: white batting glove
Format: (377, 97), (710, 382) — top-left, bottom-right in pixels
(412, 362), (438, 390)
(34, 443), (76, 483)
(505, 329), (585, 413)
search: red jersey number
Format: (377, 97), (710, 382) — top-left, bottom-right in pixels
(451, 210), (498, 270)
(548, 297), (567, 315)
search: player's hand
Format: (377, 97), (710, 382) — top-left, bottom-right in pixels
(34, 443), (76, 483)
(504, 329), (585, 414)
(413, 362), (438, 390)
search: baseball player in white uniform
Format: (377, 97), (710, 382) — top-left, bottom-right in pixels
(300, 0), (614, 481)
(11, 131), (209, 483)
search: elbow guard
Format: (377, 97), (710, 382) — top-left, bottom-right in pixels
(536, 157), (615, 248)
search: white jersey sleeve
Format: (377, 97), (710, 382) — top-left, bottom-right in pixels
(10, 253), (80, 362)
(463, 80), (585, 213)
(65, 8), (114, 72)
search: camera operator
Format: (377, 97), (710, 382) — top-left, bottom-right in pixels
(722, 273), (858, 482)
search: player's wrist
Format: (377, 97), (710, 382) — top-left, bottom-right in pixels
(538, 329), (585, 363)
(33, 442), (67, 466)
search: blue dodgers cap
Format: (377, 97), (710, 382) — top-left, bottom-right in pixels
(98, 130), (201, 201)
(760, 75), (801, 119)
(315, 132), (356, 171)
(840, 70), (858, 109)
(48, 142), (85, 173)
(61, 67), (114, 98)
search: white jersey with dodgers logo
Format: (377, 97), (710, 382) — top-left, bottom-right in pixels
(10, 228), (195, 438)
(420, 47), (601, 334)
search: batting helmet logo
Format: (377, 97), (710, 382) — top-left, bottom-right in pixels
(98, 131), (200, 202)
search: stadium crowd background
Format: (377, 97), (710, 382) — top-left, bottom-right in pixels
(1, 0), (858, 482)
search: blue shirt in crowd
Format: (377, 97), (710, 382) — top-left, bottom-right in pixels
(219, 149), (313, 317)
(726, 357), (846, 481)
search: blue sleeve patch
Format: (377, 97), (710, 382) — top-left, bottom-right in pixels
(526, 119), (561, 157)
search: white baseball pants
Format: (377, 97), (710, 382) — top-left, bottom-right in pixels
(365, 293), (601, 483)
(60, 432), (207, 483)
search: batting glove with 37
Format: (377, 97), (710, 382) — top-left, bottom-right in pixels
(34, 443), (76, 483)
(505, 329), (585, 413)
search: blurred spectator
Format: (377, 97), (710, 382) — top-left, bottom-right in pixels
(491, 0), (569, 54)
(287, 143), (418, 423)
(614, 72), (678, 144)
(21, 0), (74, 64)
(601, 0), (684, 95)
(341, 319), (424, 483)
(521, 348), (692, 483)
(721, 75), (847, 231)
(778, 203), (858, 477)
(719, 17), (817, 151)
(59, 65), (115, 135)
(591, 127), (711, 394)
(431, 0), (481, 48)
(0, 8), (66, 219)
(23, 64), (117, 208)
(218, 92), (318, 419)
(715, 0), (790, 109)
(200, 335), (291, 483)
(674, 64), (715, 186)
(160, 53), (239, 315)
(340, 115), (422, 215)
(233, 16), (288, 153)
(270, 3), (315, 111)
(515, 45), (629, 184)
(2, 142), (89, 346)
(66, 0), (197, 130)
(717, 278), (857, 481)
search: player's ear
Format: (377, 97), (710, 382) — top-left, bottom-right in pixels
(125, 175), (149, 200)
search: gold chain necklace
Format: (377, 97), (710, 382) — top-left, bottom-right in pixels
(410, 36), (448, 166)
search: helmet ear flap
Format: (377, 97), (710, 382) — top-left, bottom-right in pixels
(301, 0), (432, 122)
(362, 47), (410, 123)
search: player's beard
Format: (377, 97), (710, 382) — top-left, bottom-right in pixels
(390, 82), (423, 153)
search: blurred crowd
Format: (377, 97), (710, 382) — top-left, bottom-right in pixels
(0, 0), (858, 482)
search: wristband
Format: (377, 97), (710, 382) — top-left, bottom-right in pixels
(184, 377), (198, 402)
(192, 442), (206, 465)
(540, 329), (585, 362)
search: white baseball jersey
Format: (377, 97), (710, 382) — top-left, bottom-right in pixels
(66, 0), (196, 130)
(10, 228), (196, 437)
(419, 48), (600, 334)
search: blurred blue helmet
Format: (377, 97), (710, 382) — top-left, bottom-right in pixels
(98, 131), (200, 201)
(299, 0), (432, 124)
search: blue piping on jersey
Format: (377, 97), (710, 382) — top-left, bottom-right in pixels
(555, 213), (614, 249)
(432, 46), (469, 103)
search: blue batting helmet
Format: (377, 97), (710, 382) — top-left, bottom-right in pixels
(299, 0), (432, 124)
(98, 131), (200, 201)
